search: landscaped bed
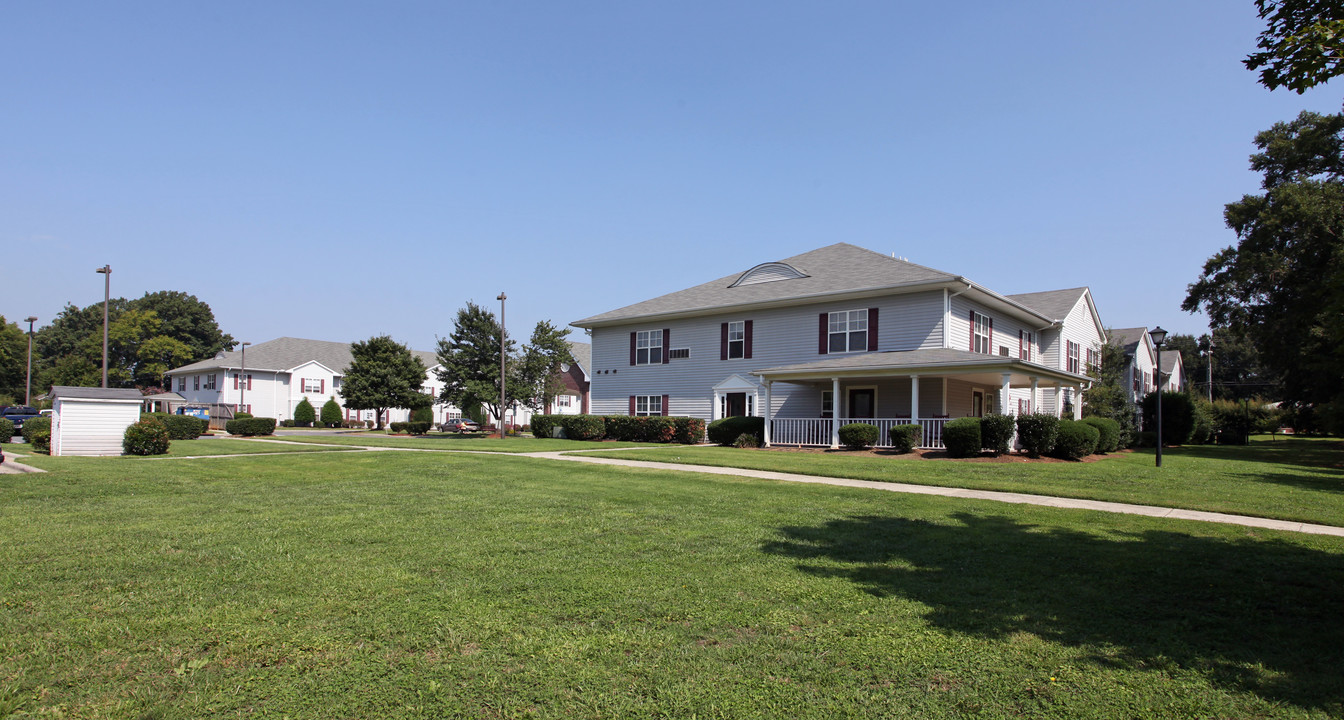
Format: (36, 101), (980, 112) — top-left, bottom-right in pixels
(0, 450), (1341, 718)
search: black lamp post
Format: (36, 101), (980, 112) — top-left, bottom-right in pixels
(497, 292), (507, 439)
(1150, 326), (1168, 467)
(95, 265), (111, 387)
(24, 316), (37, 405)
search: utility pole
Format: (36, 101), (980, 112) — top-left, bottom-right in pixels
(497, 292), (507, 439)
(95, 265), (111, 387)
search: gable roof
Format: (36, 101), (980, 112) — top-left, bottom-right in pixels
(567, 341), (592, 376)
(573, 243), (963, 327)
(166, 337), (437, 376)
(1107, 327), (1150, 357)
(1005, 288), (1087, 320)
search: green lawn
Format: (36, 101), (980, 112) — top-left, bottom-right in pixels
(4, 437), (359, 466)
(269, 432), (660, 453)
(1, 450), (1342, 718)
(576, 437), (1344, 527)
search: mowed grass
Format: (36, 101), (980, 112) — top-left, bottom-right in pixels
(578, 437), (1344, 527)
(5, 437), (359, 466)
(1, 453), (1342, 718)
(270, 432), (658, 453)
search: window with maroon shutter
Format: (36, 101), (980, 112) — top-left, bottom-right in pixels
(662, 329), (670, 364)
(634, 330), (663, 364)
(629, 395), (636, 416)
(633, 395), (663, 416)
(826, 309), (869, 353)
(720, 323), (729, 360)
(726, 321), (745, 359)
(972, 312), (992, 354)
(321, 379), (325, 393)
(234, 374), (239, 390)
(247, 374), (252, 391)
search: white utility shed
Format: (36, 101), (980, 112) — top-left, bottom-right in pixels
(51, 386), (144, 456)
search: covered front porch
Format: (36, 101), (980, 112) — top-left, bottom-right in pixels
(752, 349), (1091, 450)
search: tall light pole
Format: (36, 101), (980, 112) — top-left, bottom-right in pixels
(24, 316), (37, 406)
(95, 265), (111, 387)
(1151, 326), (1168, 468)
(497, 292), (507, 439)
(239, 342), (252, 414)
(1205, 338), (1215, 403)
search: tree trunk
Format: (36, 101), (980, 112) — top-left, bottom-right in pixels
(375, 408), (386, 431)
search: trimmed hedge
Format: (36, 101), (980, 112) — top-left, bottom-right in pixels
(838, 423), (879, 450)
(144, 413), (208, 440)
(225, 417), (277, 436)
(980, 414), (1016, 455)
(531, 414), (705, 444)
(22, 416), (51, 454)
(234, 411), (253, 420)
(1016, 413), (1060, 458)
(1052, 419), (1099, 460)
(888, 423), (921, 453)
(707, 416), (765, 446)
(942, 417), (981, 458)
(389, 421), (431, 435)
(1082, 417), (1120, 453)
(123, 419), (171, 456)
(563, 415), (608, 441)
(0, 417), (13, 444)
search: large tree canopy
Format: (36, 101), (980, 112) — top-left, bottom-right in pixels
(515, 321), (576, 414)
(0, 316), (32, 404)
(1183, 110), (1344, 428)
(1245, 0), (1344, 93)
(339, 335), (431, 431)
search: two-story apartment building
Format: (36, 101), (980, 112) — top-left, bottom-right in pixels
(571, 243), (1105, 449)
(1108, 327), (1185, 405)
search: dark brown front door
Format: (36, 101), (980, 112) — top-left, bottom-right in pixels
(726, 392), (747, 417)
(972, 391), (985, 417)
(848, 389), (875, 419)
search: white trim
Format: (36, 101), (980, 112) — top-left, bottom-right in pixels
(844, 384), (879, 419)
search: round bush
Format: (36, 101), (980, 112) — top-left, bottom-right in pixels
(294, 398), (316, 427)
(1081, 417), (1120, 453)
(1015, 413), (1059, 458)
(0, 417), (13, 444)
(411, 405), (433, 424)
(321, 397), (344, 427)
(22, 416), (51, 454)
(888, 423), (922, 453)
(980, 414), (1016, 455)
(123, 419), (171, 456)
(707, 416), (765, 446)
(1051, 419), (1099, 460)
(942, 417), (982, 458)
(838, 422), (879, 450)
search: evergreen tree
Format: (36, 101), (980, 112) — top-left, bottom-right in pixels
(320, 397), (343, 428)
(340, 335), (431, 431)
(294, 397), (317, 427)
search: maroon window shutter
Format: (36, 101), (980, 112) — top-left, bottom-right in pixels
(744, 320), (754, 359)
(867, 308), (879, 351)
(661, 394), (669, 416)
(234, 374), (239, 390)
(969, 310), (975, 351)
(819, 313), (829, 354)
(321, 379), (325, 393)
(247, 375), (252, 391)
(299, 377), (305, 392)
(720, 323), (729, 361)
(629, 395), (636, 416)
(629, 332), (636, 365)
(662, 328), (670, 364)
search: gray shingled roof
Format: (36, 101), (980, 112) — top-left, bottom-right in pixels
(567, 341), (591, 376)
(572, 243), (960, 327)
(1160, 351), (1182, 373)
(51, 386), (144, 401)
(1004, 287), (1088, 321)
(166, 337), (438, 375)
(1107, 327), (1149, 357)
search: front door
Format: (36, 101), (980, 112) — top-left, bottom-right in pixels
(848, 389), (875, 419)
(971, 390), (985, 417)
(725, 392), (747, 417)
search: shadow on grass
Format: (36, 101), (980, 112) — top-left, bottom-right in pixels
(763, 513), (1344, 712)
(1165, 438), (1344, 472)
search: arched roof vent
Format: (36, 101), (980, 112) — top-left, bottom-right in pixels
(729, 262), (809, 288)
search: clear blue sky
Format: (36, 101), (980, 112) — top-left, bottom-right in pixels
(3, 1), (1339, 353)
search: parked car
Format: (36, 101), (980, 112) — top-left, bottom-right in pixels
(439, 418), (481, 434)
(0, 406), (41, 430)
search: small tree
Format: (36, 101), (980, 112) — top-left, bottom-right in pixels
(516, 321), (576, 415)
(435, 303), (523, 428)
(341, 335), (432, 431)
(294, 397), (317, 427)
(320, 397), (343, 428)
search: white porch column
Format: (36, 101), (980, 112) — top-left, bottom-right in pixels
(1000, 373), (1012, 414)
(1030, 377), (1039, 414)
(1053, 385), (1062, 417)
(763, 381), (773, 447)
(1073, 385), (1083, 420)
(712, 391), (721, 421)
(910, 374), (920, 420)
(831, 377), (841, 449)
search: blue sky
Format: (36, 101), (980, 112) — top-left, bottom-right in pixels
(3, 1), (1339, 353)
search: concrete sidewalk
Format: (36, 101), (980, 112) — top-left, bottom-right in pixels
(526, 451), (1344, 538)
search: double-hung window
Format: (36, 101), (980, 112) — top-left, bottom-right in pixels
(204, 374), (217, 390)
(634, 395), (663, 416)
(828, 309), (868, 353)
(1067, 341), (1080, 373)
(727, 321), (745, 359)
(973, 312), (993, 354)
(304, 378), (323, 393)
(193, 376), (200, 391)
(821, 391), (834, 418)
(177, 377), (186, 391)
(636, 330), (663, 365)
(1019, 331), (1033, 361)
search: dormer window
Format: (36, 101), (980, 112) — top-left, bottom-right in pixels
(729, 262), (809, 287)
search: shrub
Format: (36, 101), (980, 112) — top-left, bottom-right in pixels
(838, 423), (879, 450)
(1140, 391), (1196, 446)
(531, 415), (558, 438)
(1210, 399), (1280, 445)
(732, 432), (761, 448)
(672, 417), (706, 444)
(1081, 417), (1120, 453)
(1190, 398), (1216, 445)
(321, 397), (343, 427)
(1051, 419), (1100, 460)
(145, 413), (207, 440)
(980, 414), (1016, 455)
(0, 417), (13, 444)
(942, 417), (981, 458)
(1015, 413), (1059, 458)
(389, 421), (431, 435)
(234, 411), (253, 420)
(707, 416), (765, 446)
(225, 417), (277, 436)
(563, 415), (607, 441)
(888, 423), (922, 453)
(294, 398), (316, 427)
(123, 419), (171, 456)
(1135, 430), (1158, 447)
(411, 406), (433, 423)
(22, 416), (51, 453)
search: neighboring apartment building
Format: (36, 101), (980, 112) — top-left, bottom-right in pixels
(571, 243), (1105, 449)
(545, 342), (592, 416)
(1109, 327), (1185, 405)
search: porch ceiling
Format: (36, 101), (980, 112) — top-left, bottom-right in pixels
(750, 348), (1091, 388)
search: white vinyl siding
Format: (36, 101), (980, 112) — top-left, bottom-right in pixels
(52, 399), (142, 456)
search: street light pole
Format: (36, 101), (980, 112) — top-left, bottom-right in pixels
(1206, 338), (1215, 403)
(497, 292), (507, 439)
(24, 316), (37, 406)
(1151, 326), (1168, 468)
(240, 342), (251, 414)
(95, 265), (111, 388)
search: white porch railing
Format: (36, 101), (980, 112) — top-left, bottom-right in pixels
(770, 417), (952, 450)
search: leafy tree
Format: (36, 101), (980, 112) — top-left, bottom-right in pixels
(294, 397), (317, 426)
(1183, 111), (1344, 430)
(340, 335), (431, 431)
(1166, 330), (1276, 402)
(435, 302), (524, 426)
(1244, 0), (1344, 93)
(1082, 338), (1138, 446)
(0, 316), (30, 403)
(515, 321), (576, 413)
(130, 291), (235, 361)
(320, 397), (343, 427)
